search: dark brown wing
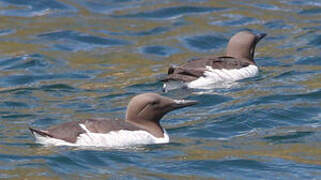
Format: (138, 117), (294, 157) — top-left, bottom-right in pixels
(29, 121), (85, 143)
(46, 121), (86, 143)
(163, 56), (252, 82)
(204, 56), (252, 69)
(29, 127), (54, 138)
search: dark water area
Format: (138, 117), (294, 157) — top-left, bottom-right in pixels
(0, 0), (321, 179)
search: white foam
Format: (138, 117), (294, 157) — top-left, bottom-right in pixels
(163, 80), (186, 92)
(34, 124), (169, 148)
(187, 65), (258, 89)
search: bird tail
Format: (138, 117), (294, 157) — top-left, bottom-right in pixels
(168, 65), (176, 74)
(29, 127), (53, 138)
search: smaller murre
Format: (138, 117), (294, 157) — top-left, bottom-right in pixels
(162, 31), (267, 91)
(29, 93), (197, 148)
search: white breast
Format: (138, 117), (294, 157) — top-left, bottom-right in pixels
(187, 65), (258, 89)
(34, 124), (169, 148)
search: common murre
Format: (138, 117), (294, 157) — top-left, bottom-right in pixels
(162, 31), (266, 91)
(29, 93), (197, 148)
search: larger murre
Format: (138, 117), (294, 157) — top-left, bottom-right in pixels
(162, 31), (266, 91)
(29, 93), (197, 148)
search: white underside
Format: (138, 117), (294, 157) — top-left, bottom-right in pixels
(187, 65), (258, 89)
(33, 124), (169, 148)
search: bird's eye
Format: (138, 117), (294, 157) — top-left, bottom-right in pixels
(151, 101), (158, 105)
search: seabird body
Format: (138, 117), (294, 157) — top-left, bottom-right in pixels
(162, 31), (266, 90)
(32, 124), (169, 147)
(29, 93), (197, 148)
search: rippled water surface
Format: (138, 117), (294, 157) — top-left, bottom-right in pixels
(1, 0), (321, 179)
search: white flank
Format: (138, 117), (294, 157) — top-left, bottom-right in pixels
(34, 124), (169, 148)
(187, 65), (258, 89)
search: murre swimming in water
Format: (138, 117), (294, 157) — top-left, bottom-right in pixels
(162, 31), (266, 91)
(29, 93), (197, 148)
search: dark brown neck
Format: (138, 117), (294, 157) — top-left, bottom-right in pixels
(126, 119), (164, 138)
(246, 58), (256, 64)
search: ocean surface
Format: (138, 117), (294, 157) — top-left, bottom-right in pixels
(0, 0), (321, 179)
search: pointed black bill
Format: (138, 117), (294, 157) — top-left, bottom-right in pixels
(171, 99), (198, 109)
(255, 33), (267, 43)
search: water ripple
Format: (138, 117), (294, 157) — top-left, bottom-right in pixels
(0, 0), (75, 17)
(102, 26), (170, 37)
(79, 0), (141, 15)
(182, 34), (227, 51)
(264, 131), (313, 144)
(0, 29), (15, 36)
(264, 20), (294, 30)
(0, 54), (93, 87)
(113, 6), (226, 20)
(38, 30), (130, 51)
(139, 45), (179, 57)
(295, 56), (321, 65)
(299, 7), (321, 15)
(211, 15), (260, 27)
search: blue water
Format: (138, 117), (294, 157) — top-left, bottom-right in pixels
(0, 0), (321, 179)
